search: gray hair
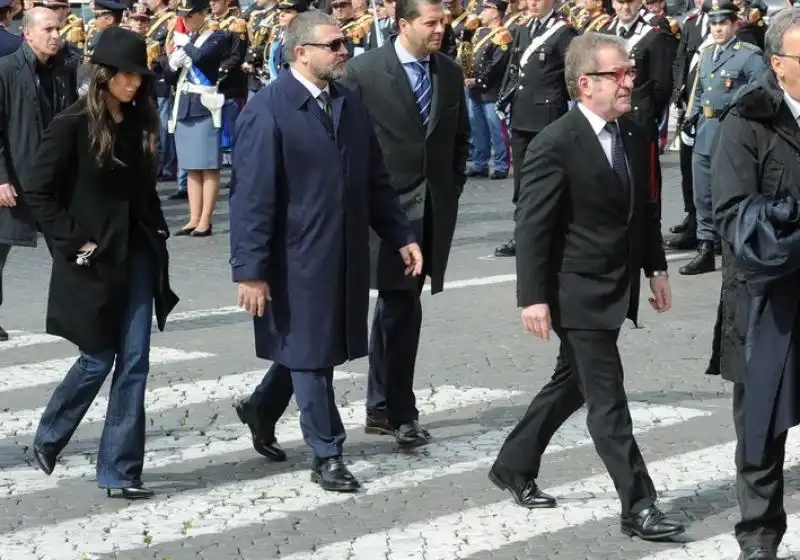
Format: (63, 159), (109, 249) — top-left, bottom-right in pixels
(283, 10), (338, 63)
(565, 32), (629, 99)
(764, 8), (798, 58)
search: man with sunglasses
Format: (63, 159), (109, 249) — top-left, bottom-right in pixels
(679, 0), (764, 276)
(489, 31), (685, 543)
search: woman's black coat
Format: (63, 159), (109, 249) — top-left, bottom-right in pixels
(23, 99), (179, 353)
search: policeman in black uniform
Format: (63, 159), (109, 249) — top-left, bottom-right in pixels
(493, 0), (576, 257)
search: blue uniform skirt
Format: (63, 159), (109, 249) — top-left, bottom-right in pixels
(175, 114), (222, 171)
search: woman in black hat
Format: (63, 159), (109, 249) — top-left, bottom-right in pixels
(22, 26), (179, 500)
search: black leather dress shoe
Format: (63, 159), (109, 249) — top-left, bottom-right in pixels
(106, 485), (155, 500)
(620, 506), (685, 540)
(494, 239), (515, 257)
(32, 446), (56, 475)
(395, 420), (428, 448)
(311, 456), (361, 492)
(669, 214), (691, 234)
(0, 325), (7, 342)
(364, 412), (395, 435)
(679, 241), (716, 275)
(488, 468), (556, 509)
(739, 547), (777, 560)
(234, 400), (287, 462)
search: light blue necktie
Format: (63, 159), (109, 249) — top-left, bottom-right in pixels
(409, 61), (431, 127)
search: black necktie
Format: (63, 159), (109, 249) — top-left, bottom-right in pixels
(531, 19), (541, 37)
(618, 25), (627, 38)
(318, 91), (332, 121)
(604, 122), (630, 192)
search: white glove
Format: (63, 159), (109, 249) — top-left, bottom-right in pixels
(680, 131), (694, 147)
(182, 55), (193, 69)
(169, 49), (189, 71)
(173, 32), (190, 47)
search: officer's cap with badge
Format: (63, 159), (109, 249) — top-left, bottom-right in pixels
(705, 0), (738, 21)
(482, 0), (508, 13)
(93, 0), (127, 16)
(278, 0), (308, 11)
(177, 0), (211, 15)
(41, 0), (70, 9)
(129, 2), (153, 19)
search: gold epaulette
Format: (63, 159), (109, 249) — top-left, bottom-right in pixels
(666, 16), (680, 36)
(227, 16), (247, 34)
(63, 22), (86, 45)
(465, 13), (480, 31)
(491, 27), (513, 50)
(586, 12), (611, 31)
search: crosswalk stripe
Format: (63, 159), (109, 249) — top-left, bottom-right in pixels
(0, 385), (518, 496)
(0, 403), (708, 557)
(284, 432), (800, 560)
(0, 331), (63, 351)
(0, 347), (214, 393)
(0, 369), (362, 441)
(635, 511), (800, 559)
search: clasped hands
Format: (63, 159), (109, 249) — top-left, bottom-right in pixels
(236, 242), (424, 317)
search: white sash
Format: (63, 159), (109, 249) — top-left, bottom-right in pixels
(520, 19), (567, 67)
(689, 33), (715, 73)
(624, 21), (654, 53)
(169, 29), (215, 133)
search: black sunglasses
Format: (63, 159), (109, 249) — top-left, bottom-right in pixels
(302, 38), (348, 52)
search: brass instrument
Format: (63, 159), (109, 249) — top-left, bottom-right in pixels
(342, 14), (374, 44)
(146, 39), (161, 68)
(455, 14), (480, 78)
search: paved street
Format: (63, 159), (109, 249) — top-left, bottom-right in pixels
(0, 150), (797, 560)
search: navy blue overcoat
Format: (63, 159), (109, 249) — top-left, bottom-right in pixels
(229, 70), (415, 370)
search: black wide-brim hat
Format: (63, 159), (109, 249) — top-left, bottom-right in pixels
(176, 0), (210, 15)
(90, 27), (153, 76)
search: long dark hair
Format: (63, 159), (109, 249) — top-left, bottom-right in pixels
(84, 63), (159, 172)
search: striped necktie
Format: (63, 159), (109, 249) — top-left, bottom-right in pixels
(604, 121), (630, 192)
(409, 61), (431, 127)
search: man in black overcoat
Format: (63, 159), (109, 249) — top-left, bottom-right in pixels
(0, 7), (74, 341)
(341, 0), (469, 448)
(709, 10), (800, 559)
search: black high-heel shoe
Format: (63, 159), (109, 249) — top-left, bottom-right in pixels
(174, 227), (196, 236)
(190, 224), (212, 237)
(32, 446), (56, 476)
(105, 485), (155, 500)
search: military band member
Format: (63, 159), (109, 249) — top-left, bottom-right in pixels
(572, 0), (611, 33)
(678, 0), (764, 275)
(465, 0), (511, 178)
(129, 1), (152, 34)
(599, 0), (676, 212)
(209, 0), (248, 163)
(335, 0), (374, 56)
(502, 0), (529, 31)
(492, 0), (576, 257)
(264, 0), (306, 80)
(441, 0), (471, 56)
(242, 0), (277, 96)
(145, 0), (177, 182)
(734, 0), (766, 49)
(665, 0), (708, 250)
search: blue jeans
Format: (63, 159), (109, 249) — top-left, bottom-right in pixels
(33, 250), (156, 488)
(157, 96), (176, 179)
(467, 97), (509, 174)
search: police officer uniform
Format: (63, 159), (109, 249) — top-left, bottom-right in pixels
(466, 0), (512, 178)
(493, 7), (576, 257)
(340, 5), (375, 57)
(0, 0), (22, 56)
(665, 0), (710, 250)
(263, 0), (307, 82)
(442, 3), (475, 58)
(680, 0), (765, 275)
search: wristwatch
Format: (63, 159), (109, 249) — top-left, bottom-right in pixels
(651, 270), (669, 278)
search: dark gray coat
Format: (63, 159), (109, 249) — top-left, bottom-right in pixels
(0, 43), (75, 248)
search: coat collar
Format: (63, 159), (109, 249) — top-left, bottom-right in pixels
(277, 68), (346, 134)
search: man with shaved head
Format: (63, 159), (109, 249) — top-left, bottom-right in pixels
(0, 5), (75, 341)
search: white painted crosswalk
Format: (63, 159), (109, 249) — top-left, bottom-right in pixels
(0, 329), (794, 560)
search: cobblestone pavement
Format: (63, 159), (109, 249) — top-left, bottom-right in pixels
(0, 151), (797, 560)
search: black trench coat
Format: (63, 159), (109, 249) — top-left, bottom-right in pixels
(22, 99), (179, 353)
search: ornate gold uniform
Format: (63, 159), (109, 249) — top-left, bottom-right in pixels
(60, 13), (86, 49)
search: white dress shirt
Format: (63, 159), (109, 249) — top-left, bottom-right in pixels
(290, 67), (331, 111)
(782, 86), (800, 123)
(577, 102), (613, 166)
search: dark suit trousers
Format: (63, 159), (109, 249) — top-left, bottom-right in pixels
(494, 328), (656, 516)
(510, 130), (537, 206)
(733, 382), (787, 550)
(249, 362), (346, 459)
(367, 276), (425, 426)
(0, 243), (9, 307)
